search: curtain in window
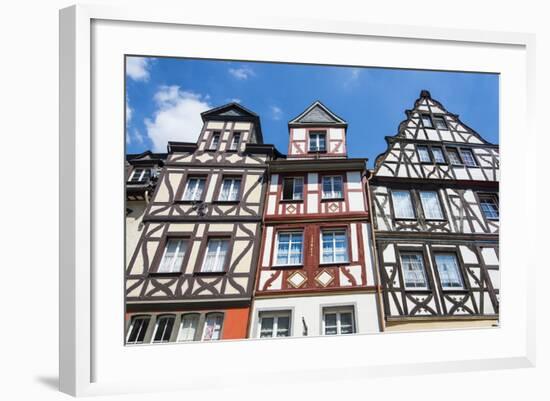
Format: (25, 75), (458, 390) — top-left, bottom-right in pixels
(431, 147), (445, 163)
(322, 176), (343, 199)
(276, 233), (303, 265)
(419, 191), (444, 220)
(322, 231), (348, 263)
(392, 191), (415, 219)
(220, 179), (241, 201)
(202, 239), (228, 272)
(460, 149), (477, 166)
(400, 253), (428, 288)
(158, 239), (186, 273)
(417, 146), (431, 162)
(183, 178), (205, 201)
(435, 254), (463, 289)
(447, 149), (462, 165)
(177, 314), (198, 342)
(203, 314), (223, 341)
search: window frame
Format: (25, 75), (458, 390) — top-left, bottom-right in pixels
(478, 192), (500, 221)
(418, 190), (446, 221)
(126, 315), (151, 345)
(153, 237), (190, 274)
(308, 130), (327, 152)
(176, 313), (201, 342)
(446, 147), (463, 166)
(416, 145), (432, 163)
(216, 175), (243, 203)
(151, 314), (176, 344)
(322, 306), (356, 336)
(459, 148), (478, 167)
(420, 114), (433, 128)
(257, 310), (293, 338)
(320, 228), (350, 265)
(432, 252), (467, 291)
(208, 131), (221, 150)
(129, 167), (151, 183)
(321, 175), (344, 200)
(281, 176), (304, 201)
(431, 146), (447, 164)
(273, 230), (304, 267)
(433, 115), (448, 130)
(180, 175), (208, 202)
(197, 236), (232, 274)
(398, 250), (431, 291)
(228, 132), (241, 151)
(201, 312), (224, 341)
(390, 189), (417, 220)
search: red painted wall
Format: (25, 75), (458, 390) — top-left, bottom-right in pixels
(221, 307), (250, 339)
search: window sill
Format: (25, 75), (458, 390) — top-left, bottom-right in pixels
(425, 219), (447, 223)
(308, 150), (327, 154)
(321, 197), (345, 202)
(440, 288), (469, 293)
(174, 199), (206, 204)
(319, 261), (350, 267)
(403, 288), (432, 293)
(394, 218), (417, 222)
(271, 264), (303, 269)
(193, 271), (227, 276)
(148, 271), (182, 277)
(280, 199), (304, 203)
(212, 200), (240, 205)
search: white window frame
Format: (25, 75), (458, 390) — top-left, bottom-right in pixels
(157, 238), (187, 273)
(218, 177), (241, 201)
(322, 175), (344, 199)
(399, 251), (430, 290)
(182, 177), (206, 201)
(229, 132), (241, 150)
(200, 238), (229, 273)
(419, 190), (445, 220)
(391, 189), (416, 219)
(257, 311), (292, 338)
(434, 253), (465, 290)
(320, 229), (349, 264)
(129, 167), (150, 182)
(308, 131), (327, 152)
(209, 132), (220, 150)
(176, 313), (200, 342)
(274, 231), (304, 266)
(126, 315), (151, 345)
(151, 315), (175, 343)
(282, 177), (304, 201)
(322, 306), (356, 335)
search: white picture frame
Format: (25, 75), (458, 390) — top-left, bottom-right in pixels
(59, 4), (536, 397)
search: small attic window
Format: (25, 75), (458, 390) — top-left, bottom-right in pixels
(309, 131), (326, 152)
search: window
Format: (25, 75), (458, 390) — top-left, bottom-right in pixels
(421, 114), (433, 128)
(157, 239), (188, 273)
(323, 307), (355, 335)
(201, 239), (229, 273)
(417, 146), (431, 163)
(275, 232), (303, 266)
(209, 132), (220, 150)
(258, 311), (291, 338)
(202, 313), (223, 341)
(309, 131), (326, 152)
(479, 194), (499, 220)
(129, 168), (151, 183)
(460, 149), (477, 167)
(434, 253), (464, 289)
(431, 147), (445, 163)
(322, 176), (343, 199)
(282, 177), (304, 201)
(152, 315), (175, 343)
(447, 148), (462, 165)
(321, 230), (349, 264)
(182, 177), (206, 201)
(400, 252), (429, 289)
(419, 191), (444, 220)
(229, 133), (241, 150)
(433, 116), (448, 129)
(391, 190), (415, 219)
(218, 177), (241, 201)
(177, 314), (199, 342)
(126, 316), (150, 344)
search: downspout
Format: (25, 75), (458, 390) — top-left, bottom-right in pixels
(365, 171), (386, 332)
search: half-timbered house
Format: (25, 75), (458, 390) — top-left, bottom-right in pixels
(250, 101), (381, 339)
(370, 90), (500, 331)
(125, 103), (281, 344)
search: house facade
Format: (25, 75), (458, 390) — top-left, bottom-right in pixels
(125, 103), (280, 344)
(250, 102), (381, 339)
(370, 90), (500, 331)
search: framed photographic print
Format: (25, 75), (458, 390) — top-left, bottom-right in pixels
(59, 3), (536, 397)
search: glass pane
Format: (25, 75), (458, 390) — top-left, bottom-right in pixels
(432, 147), (445, 163)
(178, 315), (198, 342)
(435, 254), (463, 289)
(401, 253), (428, 288)
(422, 115), (433, 128)
(153, 316), (174, 343)
(293, 178), (303, 200)
(332, 177), (343, 197)
(322, 177), (332, 197)
(276, 316), (290, 337)
(260, 317), (274, 337)
(434, 116), (447, 129)
(283, 179), (293, 200)
(460, 149), (477, 166)
(318, 134), (326, 150)
(128, 317), (149, 344)
(392, 191), (415, 219)
(447, 149), (462, 165)
(340, 312), (354, 334)
(324, 313), (337, 331)
(420, 191), (444, 220)
(418, 146), (431, 162)
(203, 314), (223, 341)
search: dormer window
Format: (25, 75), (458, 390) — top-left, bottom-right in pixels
(209, 132), (220, 150)
(129, 168), (151, 183)
(309, 131), (326, 152)
(229, 133), (241, 151)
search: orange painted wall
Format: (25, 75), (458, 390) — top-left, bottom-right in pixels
(222, 307), (250, 340)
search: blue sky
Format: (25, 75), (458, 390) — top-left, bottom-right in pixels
(126, 56), (499, 166)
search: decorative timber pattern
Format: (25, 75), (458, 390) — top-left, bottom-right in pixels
(370, 90), (500, 323)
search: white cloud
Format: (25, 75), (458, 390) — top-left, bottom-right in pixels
(228, 66), (255, 80)
(145, 85), (211, 152)
(126, 57), (151, 81)
(342, 68), (361, 88)
(270, 105), (283, 120)
(227, 98), (242, 103)
(126, 97), (133, 123)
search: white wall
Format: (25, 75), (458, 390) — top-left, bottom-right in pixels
(250, 293), (380, 338)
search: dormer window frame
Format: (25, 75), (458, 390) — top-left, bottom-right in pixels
(208, 131), (221, 151)
(129, 167), (152, 183)
(308, 130), (327, 153)
(229, 132), (241, 151)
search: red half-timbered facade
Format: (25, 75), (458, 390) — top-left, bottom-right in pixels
(250, 102), (381, 338)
